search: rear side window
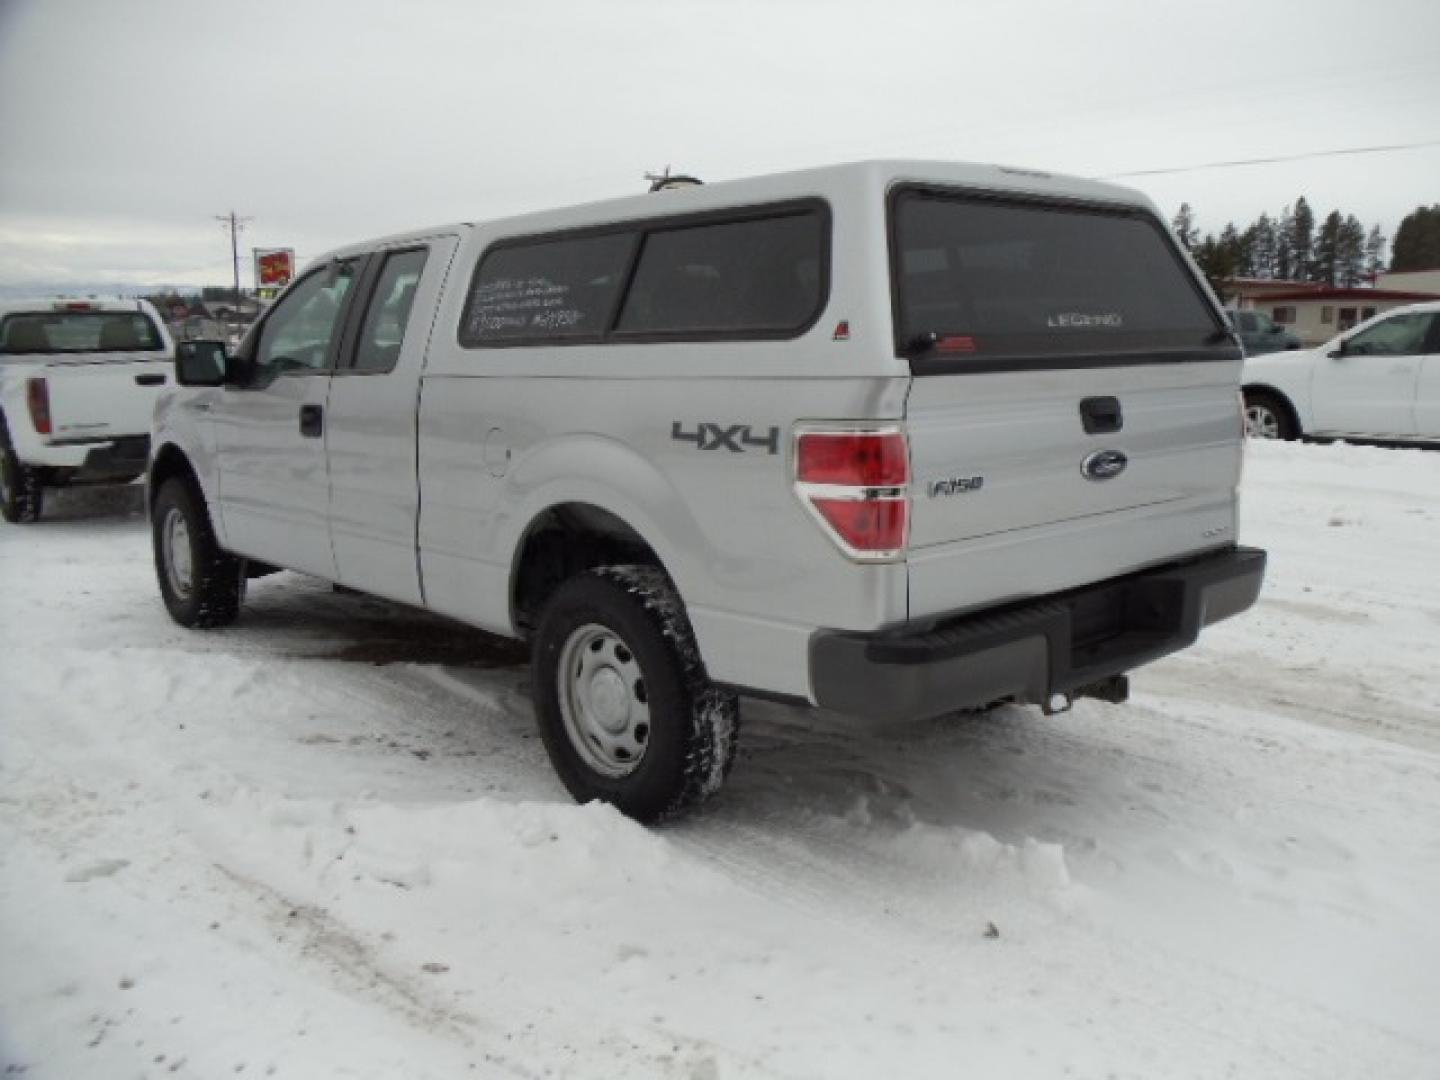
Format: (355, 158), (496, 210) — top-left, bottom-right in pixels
(0, 311), (164, 355)
(460, 233), (635, 344)
(616, 213), (824, 335)
(892, 190), (1224, 368)
(459, 202), (828, 347)
(353, 248), (430, 373)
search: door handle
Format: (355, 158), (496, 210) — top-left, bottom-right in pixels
(299, 403), (324, 438)
(1080, 396), (1123, 434)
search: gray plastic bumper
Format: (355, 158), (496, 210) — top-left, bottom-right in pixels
(810, 546), (1266, 721)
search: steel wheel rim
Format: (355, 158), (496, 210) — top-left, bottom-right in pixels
(1245, 404), (1281, 439)
(557, 623), (650, 778)
(163, 507), (195, 598)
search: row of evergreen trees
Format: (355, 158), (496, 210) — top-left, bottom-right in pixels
(1172, 201), (1440, 295)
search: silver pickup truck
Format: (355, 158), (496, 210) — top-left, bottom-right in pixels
(1, 299), (174, 522)
(149, 160), (1266, 820)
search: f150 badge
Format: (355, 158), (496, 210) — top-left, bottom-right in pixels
(671, 422), (780, 454)
(927, 475), (985, 498)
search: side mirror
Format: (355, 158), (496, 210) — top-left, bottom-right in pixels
(175, 339), (229, 387)
(1327, 342), (1346, 359)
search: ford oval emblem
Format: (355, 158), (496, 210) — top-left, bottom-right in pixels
(1081, 449), (1128, 481)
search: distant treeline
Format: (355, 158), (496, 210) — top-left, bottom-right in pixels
(1172, 201), (1440, 294)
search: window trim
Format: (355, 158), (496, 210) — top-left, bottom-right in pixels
(457, 198), (833, 349)
(886, 183), (1236, 376)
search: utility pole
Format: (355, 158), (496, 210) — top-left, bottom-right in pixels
(215, 211), (253, 303)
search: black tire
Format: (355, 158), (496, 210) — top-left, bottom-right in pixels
(0, 430), (44, 524)
(152, 476), (244, 628)
(1243, 390), (1298, 441)
(531, 565), (739, 823)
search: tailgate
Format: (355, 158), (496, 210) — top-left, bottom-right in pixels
(891, 184), (1243, 619)
(43, 356), (173, 440)
(907, 363), (1241, 546)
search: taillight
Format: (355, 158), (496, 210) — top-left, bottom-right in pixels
(794, 427), (910, 559)
(26, 377), (52, 436)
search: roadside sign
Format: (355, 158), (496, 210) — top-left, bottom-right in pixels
(253, 248), (295, 292)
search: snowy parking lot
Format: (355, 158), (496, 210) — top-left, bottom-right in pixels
(2, 440), (1438, 1079)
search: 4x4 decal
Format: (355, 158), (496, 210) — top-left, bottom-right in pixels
(671, 422), (780, 454)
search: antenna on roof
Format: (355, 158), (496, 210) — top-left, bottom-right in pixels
(645, 166), (703, 193)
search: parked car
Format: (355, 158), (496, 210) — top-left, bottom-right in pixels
(0, 299), (174, 522)
(1225, 307), (1301, 356)
(149, 160), (1266, 820)
(1242, 300), (1440, 442)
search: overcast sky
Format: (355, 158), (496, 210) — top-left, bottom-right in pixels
(1, 0), (1436, 288)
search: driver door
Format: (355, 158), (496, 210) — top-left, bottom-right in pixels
(1311, 311), (1429, 438)
(212, 258), (362, 576)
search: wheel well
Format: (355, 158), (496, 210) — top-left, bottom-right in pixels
(1243, 384), (1301, 429)
(148, 444), (202, 514)
(511, 503), (666, 637)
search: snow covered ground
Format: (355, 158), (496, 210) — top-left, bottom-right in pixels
(2, 440), (1438, 1079)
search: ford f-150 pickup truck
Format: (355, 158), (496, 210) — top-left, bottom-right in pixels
(1, 298), (175, 522)
(149, 161), (1266, 820)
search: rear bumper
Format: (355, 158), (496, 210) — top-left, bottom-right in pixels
(36, 435), (150, 482)
(77, 435), (150, 480)
(810, 545), (1266, 721)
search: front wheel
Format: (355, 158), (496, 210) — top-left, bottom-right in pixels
(0, 434), (44, 524)
(531, 566), (739, 823)
(1243, 390), (1297, 441)
(152, 477), (244, 628)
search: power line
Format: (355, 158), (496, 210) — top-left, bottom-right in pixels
(1096, 139), (1440, 180)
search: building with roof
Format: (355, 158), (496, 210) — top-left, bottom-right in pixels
(1376, 268), (1440, 295)
(1221, 277), (1440, 347)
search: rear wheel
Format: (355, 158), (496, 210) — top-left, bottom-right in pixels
(0, 432), (44, 524)
(152, 477), (244, 627)
(531, 566), (739, 822)
(1243, 390), (1297, 441)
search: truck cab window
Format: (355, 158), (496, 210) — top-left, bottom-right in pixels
(353, 249), (429, 373)
(255, 261), (357, 376)
(1345, 312), (1432, 356)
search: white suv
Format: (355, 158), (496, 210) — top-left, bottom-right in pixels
(1243, 301), (1440, 443)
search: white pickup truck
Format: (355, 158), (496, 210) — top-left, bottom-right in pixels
(0, 299), (175, 522)
(150, 160), (1266, 821)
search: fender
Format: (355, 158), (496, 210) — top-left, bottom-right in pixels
(150, 388), (225, 542)
(498, 432), (715, 623)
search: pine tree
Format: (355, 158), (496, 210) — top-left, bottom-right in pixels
(1314, 211), (1342, 285)
(1244, 212), (1278, 278)
(1193, 231), (1243, 297)
(1172, 203), (1199, 252)
(1364, 224), (1387, 278)
(1219, 222), (1245, 280)
(1291, 197), (1316, 281)
(1391, 205), (1440, 272)
(1337, 215), (1366, 287)
(1275, 205), (1296, 280)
